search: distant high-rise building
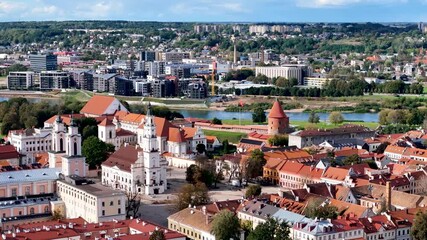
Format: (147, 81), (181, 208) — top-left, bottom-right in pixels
(69, 70), (93, 90)
(151, 79), (175, 97)
(29, 54), (57, 72)
(255, 65), (313, 85)
(161, 52), (190, 62)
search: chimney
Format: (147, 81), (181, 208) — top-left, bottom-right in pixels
(386, 181), (392, 211)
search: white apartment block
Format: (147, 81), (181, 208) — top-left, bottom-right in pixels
(161, 52), (190, 62)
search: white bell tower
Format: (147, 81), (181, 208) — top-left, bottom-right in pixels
(61, 115), (87, 177)
(142, 103), (165, 195)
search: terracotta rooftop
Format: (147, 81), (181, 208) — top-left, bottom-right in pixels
(268, 100), (288, 119)
(80, 95), (120, 116)
(0, 145), (19, 160)
(168, 128), (186, 143)
(295, 124), (373, 137)
(98, 118), (114, 127)
(102, 145), (141, 172)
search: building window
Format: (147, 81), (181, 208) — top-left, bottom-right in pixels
(118, 200), (121, 205)
(25, 186), (31, 195)
(102, 210), (105, 216)
(102, 202), (105, 207)
(118, 208), (121, 214)
(19, 211), (22, 216)
(40, 185), (45, 194)
(11, 188), (17, 197)
(110, 201), (113, 206)
(30, 208), (35, 215)
(44, 206), (49, 213)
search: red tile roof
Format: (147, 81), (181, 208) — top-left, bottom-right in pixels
(98, 118), (114, 127)
(80, 95), (118, 116)
(268, 100), (288, 119)
(45, 113), (86, 125)
(168, 128), (186, 143)
(0, 145), (19, 160)
(102, 145), (141, 172)
(116, 128), (135, 137)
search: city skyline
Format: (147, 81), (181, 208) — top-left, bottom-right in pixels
(1, 0), (427, 22)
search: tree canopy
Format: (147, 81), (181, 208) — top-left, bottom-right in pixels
(411, 210), (427, 240)
(82, 136), (114, 169)
(174, 183), (210, 211)
(211, 210), (241, 240)
(248, 218), (291, 240)
(252, 107), (266, 123)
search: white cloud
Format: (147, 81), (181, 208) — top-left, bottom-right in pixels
(296, 0), (407, 8)
(0, 1), (27, 14)
(32, 5), (60, 14)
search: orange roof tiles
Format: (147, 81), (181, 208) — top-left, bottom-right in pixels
(102, 145), (141, 172)
(206, 135), (218, 143)
(98, 118), (114, 127)
(168, 128), (186, 143)
(322, 167), (350, 182)
(80, 95), (118, 116)
(268, 100), (288, 119)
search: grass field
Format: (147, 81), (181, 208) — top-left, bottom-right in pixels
(424, 86), (427, 94)
(60, 90), (93, 102)
(202, 130), (247, 143)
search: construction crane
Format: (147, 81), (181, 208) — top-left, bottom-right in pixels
(211, 60), (216, 96)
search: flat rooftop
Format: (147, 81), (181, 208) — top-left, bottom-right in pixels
(58, 177), (124, 198)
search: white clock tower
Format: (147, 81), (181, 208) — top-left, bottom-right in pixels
(142, 103), (166, 195)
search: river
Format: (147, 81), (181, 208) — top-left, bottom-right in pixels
(0, 97), (379, 122)
(179, 110), (379, 123)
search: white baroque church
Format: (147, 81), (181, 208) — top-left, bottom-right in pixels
(101, 104), (167, 195)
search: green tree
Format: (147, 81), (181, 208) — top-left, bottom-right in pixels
(342, 154), (361, 165)
(245, 184), (262, 199)
(252, 107), (266, 123)
(305, 199), (338, 219)
(149, 230), (166, 240)
(245, 149), (266, 180)
(308, 112), (320, 123)
(212, 117), (222, 125)
(82, 136), (113, 169)
(82, 125), (98, 140)
(423, 119), (427, 130)
(248, 218), (291, 240)
(379, 109), (391, 125)
(329, 111), (344, 125)
(375, 142), (390, 154)
(411, 210), (427, 240)
(174, 183), (210, 211)
(211, 210), (241, 240)
(267, 134), (288, 147)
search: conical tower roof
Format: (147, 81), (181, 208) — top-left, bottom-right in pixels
(268, 100), (288, 119)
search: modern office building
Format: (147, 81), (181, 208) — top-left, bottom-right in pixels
(145, 61), (165, 76)
(187, 81), (208, 99)
(255, 65), (313, 84)
(109, 76), (134, 96)
(93, 73), (117, 92)
(7, 71), (35, 90)
(39, 71), (70, 90)
(134, 81), (151, 96)
(29, 54), (57, 72)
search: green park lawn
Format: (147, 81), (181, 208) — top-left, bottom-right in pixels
(202, 130), (247, 144)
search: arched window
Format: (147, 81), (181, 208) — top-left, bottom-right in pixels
(30, 208), (35, 215)
(59, 138), (64, 152)
(109, 131), (112, 139)
(74, 141), (78, 156)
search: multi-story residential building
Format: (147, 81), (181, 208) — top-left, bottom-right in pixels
(8, 127), (52, 164)
(93, 73), (117, 92)
(39, 71), (70, 90)
(29, 54), (57, 72)
(151, 79), (176, 97)
(7, 71), (36, 90)
(161, 52), (190, 62)
(384, 145), (427, 162)
(249, 25), (270, 35)
(255, 65), (312, 84)
(57, 175), (126, 223)
(109, 76), (134, 96)
(134, 81), (151, 96)
(145, 61), (165, 76)
(278, 161), (323, 189)
(139, 50), (156, 61)
(69, 70), (93, 90)
(0, 145), (20, 166)
(193, 24), (221, 34)
(186, 81), (208, 99)
(289, 125), (376, 148)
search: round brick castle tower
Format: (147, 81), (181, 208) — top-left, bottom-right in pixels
(268, 99), (289, 135)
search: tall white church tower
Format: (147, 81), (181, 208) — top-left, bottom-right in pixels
(142, 103), (166, 195)
(48, 115), (67, 169)
(61, 116), (87, 177)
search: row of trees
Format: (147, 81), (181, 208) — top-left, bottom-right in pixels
(379, 109), (427, 125)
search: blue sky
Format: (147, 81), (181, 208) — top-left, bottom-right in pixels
(0, 0), (426, 22)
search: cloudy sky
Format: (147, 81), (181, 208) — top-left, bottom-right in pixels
(0, 0), (426, 22)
